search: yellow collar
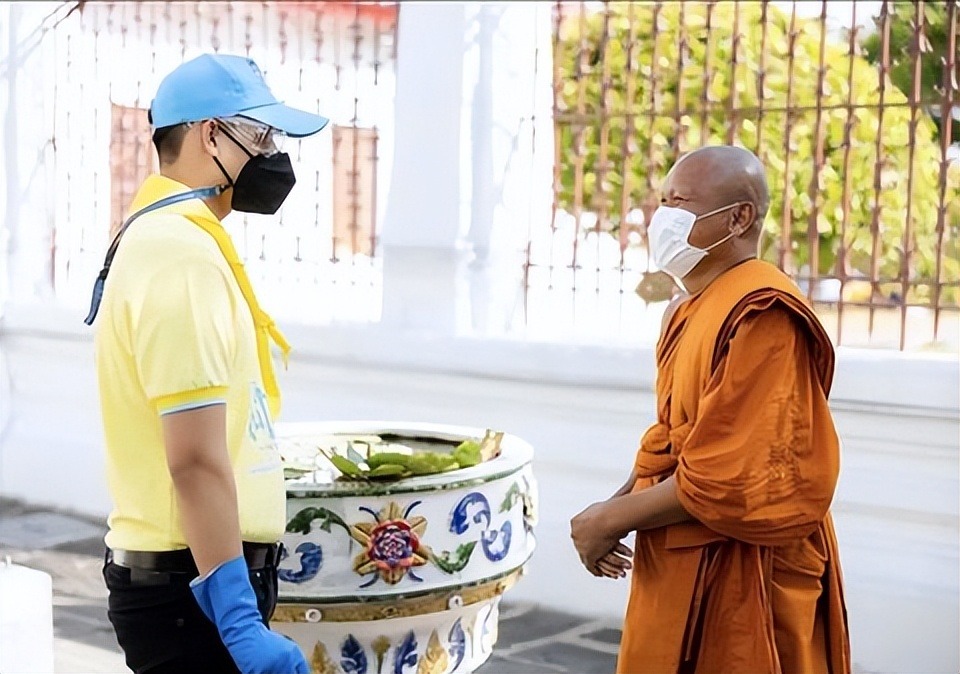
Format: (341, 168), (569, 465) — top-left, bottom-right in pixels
(131, 174), (290, 418)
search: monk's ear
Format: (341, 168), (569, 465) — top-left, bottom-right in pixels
(731, 202), (756, 236)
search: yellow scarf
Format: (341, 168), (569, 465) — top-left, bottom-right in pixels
(128, 175), (290, 418)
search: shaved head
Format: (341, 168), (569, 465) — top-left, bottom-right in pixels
(656, 145), (772, 293)
(670, 146), (770, 231)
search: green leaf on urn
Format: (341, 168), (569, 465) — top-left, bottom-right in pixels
(500, 482), (523, 514)
(431, 542), (478, 574)
(366, 452), (414, 470)
(367, 464), (410, 479)
(286, 507), (349, 535)
(452, 440), (482, 468)
(345, 443), (368, 468)
(323, 452), (365, 478)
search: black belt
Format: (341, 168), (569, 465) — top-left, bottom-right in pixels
(107, 542), (283, 575)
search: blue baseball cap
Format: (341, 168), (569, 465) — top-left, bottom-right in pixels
(149, 53), (329, 138)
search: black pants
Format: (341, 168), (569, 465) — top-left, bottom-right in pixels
(102, 557), (279, 673)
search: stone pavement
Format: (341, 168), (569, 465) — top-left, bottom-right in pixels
(0, 498), (619, 674)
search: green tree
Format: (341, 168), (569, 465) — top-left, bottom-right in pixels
(556, 2), (959, 304)
(863, 2), (959, 141)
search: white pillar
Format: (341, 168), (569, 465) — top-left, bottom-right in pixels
(380, 3), (471, 334)
(0, 2), (18, 444)
(463, 1), (554, 335)
(1, 3), (57, 306)
(1, 2), (20, 313)
(380, 1), (553, 335)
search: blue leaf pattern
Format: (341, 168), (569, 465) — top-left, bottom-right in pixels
(394, 631), (418, 674)
(450, 493), (491, 535)
(480, 521), (512, 562)
(448, 619), (466, 671)
(277, 542), (323, 584)
(341, 635), (368, 674)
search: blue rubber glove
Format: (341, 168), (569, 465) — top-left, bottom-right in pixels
(190, 556), (308, 674)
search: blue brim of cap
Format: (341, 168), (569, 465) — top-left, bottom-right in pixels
(239, 102), (329, 138)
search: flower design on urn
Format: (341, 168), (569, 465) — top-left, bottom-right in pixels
(350, 501), (432, 586)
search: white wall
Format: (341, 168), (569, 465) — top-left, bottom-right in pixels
(0, 308), (957, 674)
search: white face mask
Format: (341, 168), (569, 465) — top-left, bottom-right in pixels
(647, 202), (743, 279)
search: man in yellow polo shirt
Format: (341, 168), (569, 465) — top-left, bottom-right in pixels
(88, 53), (327, 673)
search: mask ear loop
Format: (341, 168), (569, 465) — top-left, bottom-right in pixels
(694, 201), (744, 223)
(212, 155), (235, 189)
(693, 201), (748, 252)
(210, 122), (255, 189)
(218, 122), (257, 159)
(701, 228), (738, 253)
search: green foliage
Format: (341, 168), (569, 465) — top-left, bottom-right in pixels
(500, 482), (523, 513)
(862, 2), (959, 140)
(321, 441), (483, 482)
(452, 440), (482, 468)
(556, 2), (959, 304)
(430, 542), (477, 574)
(285, 507), (349, 535)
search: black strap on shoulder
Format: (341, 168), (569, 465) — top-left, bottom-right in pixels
(83, 186), (223, 325)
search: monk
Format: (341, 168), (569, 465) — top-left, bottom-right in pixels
(570, 145), (850, 674)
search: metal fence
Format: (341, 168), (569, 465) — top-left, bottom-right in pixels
(31, 0), (397, 324)
(538, 0), (959, 349)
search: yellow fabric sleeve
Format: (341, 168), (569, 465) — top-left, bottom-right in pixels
(132, 258), (237, 410)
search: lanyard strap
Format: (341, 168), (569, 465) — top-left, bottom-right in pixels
(83, 186), (223, 325)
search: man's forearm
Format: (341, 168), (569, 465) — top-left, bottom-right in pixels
(170, 460), (243, 576)
(607, 474), (695, 537)
(610, 469), (638, 499)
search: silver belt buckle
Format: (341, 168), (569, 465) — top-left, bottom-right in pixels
(110, 549), (132, 568)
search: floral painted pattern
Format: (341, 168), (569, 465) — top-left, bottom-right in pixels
(480, 521), (512, 562)
(448, 491), (514, 563)
(350, 501), (432, 587)
(450, 493), (492, 535)
(448, 619), (466, 671)
(341, 634), (368, 674)
(394, 631), (418, 674)
(277, 541), (323, 584)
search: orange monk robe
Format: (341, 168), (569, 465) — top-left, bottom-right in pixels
(617, 260), (850, 674)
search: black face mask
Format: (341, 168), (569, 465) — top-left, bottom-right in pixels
(213, 126), (296, 214)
